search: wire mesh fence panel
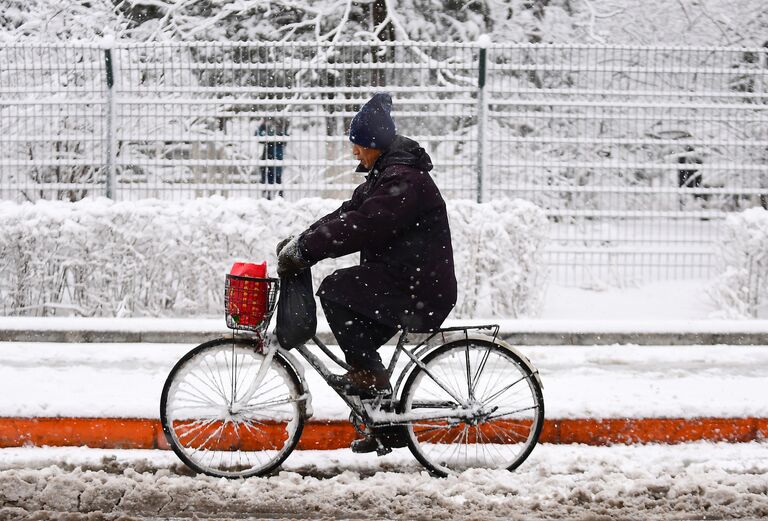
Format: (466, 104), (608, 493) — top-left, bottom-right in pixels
(487, 44), (768, 284)
(0, 41), (766, 286)
(0, 44), (108, 202)
(110, 42), (478, 201)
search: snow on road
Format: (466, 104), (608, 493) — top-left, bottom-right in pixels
(1, 442), (766, 520)
(1, 342), (767, 419)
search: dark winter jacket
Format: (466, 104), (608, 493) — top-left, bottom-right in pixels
(299, 136), (457, 332)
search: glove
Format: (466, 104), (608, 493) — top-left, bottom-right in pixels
(276, 235), (293, 256)
(277, 235), (310, 277)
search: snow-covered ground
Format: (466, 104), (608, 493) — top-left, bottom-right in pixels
(1, 443), (767, 520)
(542, 279), (718, 320)
(1, 341), (767, 420)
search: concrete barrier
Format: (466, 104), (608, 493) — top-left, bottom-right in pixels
(2, 317), (768, 345)
(2, 328), (767, 346)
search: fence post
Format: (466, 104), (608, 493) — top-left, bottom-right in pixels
(103, 35), (117, 199)
(476, 36), (489, 203)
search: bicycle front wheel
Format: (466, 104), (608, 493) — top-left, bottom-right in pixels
(160, 337), (306, 478)
(400, 339), (544, 476)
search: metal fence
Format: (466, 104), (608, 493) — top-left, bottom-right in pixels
(1, 41), (766, 285)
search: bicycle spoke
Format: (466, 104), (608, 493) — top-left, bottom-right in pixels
(175, 419), (219, 443)
(233, 352), (256, 403)
(224, 346), (234, 406)
(465, 342), (472, 399)
(242, 378), (286, 405)
(477, 351), (506, 405)
(202, 358), (229, 402)
(189, 370), (228, 404)
(481, 375), (527, 408)
(470, 346), (492, 397)
(476, 424), (511, 465)
(486, 419), (524, 445)
(173, 391), (221, 409)
(239, 396), (298, 411)
(486, 405), (540, 421)
(179, 418), (221, 448)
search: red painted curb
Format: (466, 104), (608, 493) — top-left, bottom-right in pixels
(0, 417), (764, 450)
(0, 418), (157, 449)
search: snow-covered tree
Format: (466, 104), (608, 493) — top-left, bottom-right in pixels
(110, 0), (592, 44)
(4, 0), (767, 47)
(590, 0), (768, 47)
(0, 0), (127, 43)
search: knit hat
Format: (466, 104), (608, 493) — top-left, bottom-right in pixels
(349, 92), (397, 149)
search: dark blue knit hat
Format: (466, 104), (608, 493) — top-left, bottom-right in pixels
(349, 92), (396, 149)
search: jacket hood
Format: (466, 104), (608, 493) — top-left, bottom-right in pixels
(355, 135), (433, 175)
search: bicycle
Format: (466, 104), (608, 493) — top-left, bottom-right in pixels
(160, 273), (545, 478)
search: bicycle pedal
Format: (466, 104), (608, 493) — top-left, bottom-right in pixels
(351, 436), (381, 454)
(375, 445), (393, 457)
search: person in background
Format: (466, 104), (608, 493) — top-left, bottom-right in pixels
(677, 145), (703, 192)
(257, 117), (287, 199)
(275, 92), (457, 452)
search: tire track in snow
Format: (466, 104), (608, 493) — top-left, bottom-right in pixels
(1, 443), (767, 520)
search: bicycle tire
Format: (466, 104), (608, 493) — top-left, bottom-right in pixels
(160, 337), (306, 478)
(399, 339), (544, 476)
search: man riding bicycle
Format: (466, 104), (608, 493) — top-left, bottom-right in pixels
(160, 93), (543, 468)
(277, 93), (457, 448)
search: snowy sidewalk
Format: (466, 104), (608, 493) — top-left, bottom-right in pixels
(0, 341), (766, 449)
(2, 342), (767, 420)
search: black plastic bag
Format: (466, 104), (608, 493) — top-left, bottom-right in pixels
(275, 268), (317, 349)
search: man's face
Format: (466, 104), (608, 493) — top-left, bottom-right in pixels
(352, 143), (382, 169)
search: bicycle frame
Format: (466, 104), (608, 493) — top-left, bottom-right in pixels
(291, 334), (404, 427)
(291, 324), (505, 428)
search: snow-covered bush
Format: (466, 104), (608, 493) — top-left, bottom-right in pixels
(449, 199), (548, 318)
(0, 197), (548, 319)
(709, 208), (768, 318)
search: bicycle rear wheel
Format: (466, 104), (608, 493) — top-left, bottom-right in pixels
(400, 339), (544, 476)
(160, 337), (306, 478)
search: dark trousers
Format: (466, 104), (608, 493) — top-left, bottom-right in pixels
(260, 166), (283, 199)
(320, 298), (397, 372)
(260, 166), (283, 185)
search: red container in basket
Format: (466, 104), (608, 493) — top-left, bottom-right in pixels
(227, 261), (268, 328)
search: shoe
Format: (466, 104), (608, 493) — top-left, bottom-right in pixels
(327, 368), (391, 398)
(351, 436), (392, 456)
(350, 436), (381, 454)
(350, 425), (409, 454)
